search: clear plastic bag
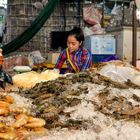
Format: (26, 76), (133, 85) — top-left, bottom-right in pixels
(28, 51), (46, 68)
(111, 3), (121, 15)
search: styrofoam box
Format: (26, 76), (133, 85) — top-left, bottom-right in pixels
(84, 35), (116, 55)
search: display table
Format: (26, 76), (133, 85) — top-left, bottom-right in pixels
(33, 63), (67, 69)
(43, 63), (67, 69)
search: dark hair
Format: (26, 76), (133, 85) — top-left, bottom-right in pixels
(68, 26), (85, 47)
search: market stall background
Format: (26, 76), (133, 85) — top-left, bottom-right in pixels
(1, 0), (140, 64)
(0, 1), (140, 139)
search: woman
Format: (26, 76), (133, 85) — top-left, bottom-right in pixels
(55, 26), (92, 73)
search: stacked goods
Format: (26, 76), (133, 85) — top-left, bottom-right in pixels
(0, 92), (47, 140)
(103, 15), (111, 27)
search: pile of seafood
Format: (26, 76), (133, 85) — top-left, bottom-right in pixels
(1, 60), (140, 139)
(0, 92), (47, 140)
(17, 60), (140, 140)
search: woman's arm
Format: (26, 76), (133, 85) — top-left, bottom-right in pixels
(55, 49), (66, 71)
(81, 51), (92, 71)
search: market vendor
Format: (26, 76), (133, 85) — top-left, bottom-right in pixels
(55, 26), (92, 73)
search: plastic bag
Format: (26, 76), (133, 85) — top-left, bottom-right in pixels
(101, 55), (119, 62)
(83, 27), (94, 37)
(83, 4), (102, 25)
(111, 3), (121, 15)
(28, 51), (46, 68)
(4, 72), (13, 85)
(99, 62), (140, 83)
(89, 23), (105, 34)
(0, 68), (13, 89)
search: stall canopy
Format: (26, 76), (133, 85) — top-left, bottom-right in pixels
(1, 0), (59, 55)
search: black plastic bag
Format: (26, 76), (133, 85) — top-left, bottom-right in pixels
(0, 67), (13, 89)
(3, 71), (13, 85)
(0, 80), (6, 90)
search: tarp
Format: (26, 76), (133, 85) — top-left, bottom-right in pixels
(1, 0), (59, 55)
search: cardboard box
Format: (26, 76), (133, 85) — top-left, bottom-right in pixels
(46, 53), (60, 64)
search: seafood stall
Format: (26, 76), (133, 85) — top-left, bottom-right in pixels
(1, 0), (140, 139)
(1, 60), (140, 140)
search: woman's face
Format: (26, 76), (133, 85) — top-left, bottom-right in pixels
(67, 35), (82, 53)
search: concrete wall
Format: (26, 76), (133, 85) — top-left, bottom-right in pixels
(4, 1), (84, 56)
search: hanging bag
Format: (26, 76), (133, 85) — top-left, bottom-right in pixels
(83, 4), (102, 25)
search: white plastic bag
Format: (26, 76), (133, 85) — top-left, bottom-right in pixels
(111, 3), (121, 15)
(83, 27), (94, 37)
(99, 63), (140, 84)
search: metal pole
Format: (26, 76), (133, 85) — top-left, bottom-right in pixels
(132, 0), (137, 66)
(77, 0), (81, 27)
(101, 0), (105, 28)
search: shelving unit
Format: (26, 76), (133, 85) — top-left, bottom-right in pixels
(104, 0), (140, 65)
(82, 0), (133, 28)
(104, 0), (133, 28)
(83, 0), (140, 65)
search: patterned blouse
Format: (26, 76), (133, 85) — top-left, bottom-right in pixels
(55, 48), (92, 73)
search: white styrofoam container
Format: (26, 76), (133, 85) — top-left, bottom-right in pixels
(84, 35), (116, 55)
